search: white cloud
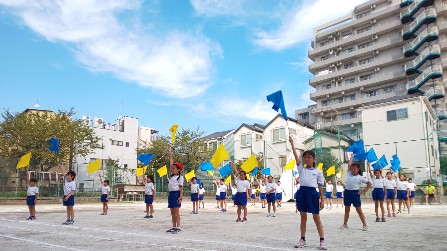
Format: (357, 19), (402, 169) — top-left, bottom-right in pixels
(255, 0), (368, 51)
(0, 0), (221, 98)
(190, 0), (245, 17)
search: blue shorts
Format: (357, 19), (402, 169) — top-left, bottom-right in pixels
(219, 192), (226, 200)
(386, 189), (395, 200)
(168, 191), (181, 208)
(191, 193), (199, 202)
(325, 192), (332, 199)
(336, 192), (343, 198)
(251, 194), (256, 199)
(316, 192), (320, 198)
(397, 190), (408, 201)
(344, 190), (361, 208)
(199, 194), (204, 200)
(410, 191), (416, 198)
(294, 191), (298, 200)
(372, 188), (385, 201)
(276, 193), (282, 200)
(101, 194), (108, 203)
(235, 192), (247, 206)
(266, 193), (276, 203)
(27, 195), (36, 206)
(296, 186), (319, 214)
(260, 193), (266, 199)
(216, 195), (220, 201)
(231, 195), (235, 200)
(63, 195), (75, 206)
(145, 194), (153, 204)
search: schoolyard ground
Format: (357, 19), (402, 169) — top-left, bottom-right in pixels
(0, 200), (446, 251)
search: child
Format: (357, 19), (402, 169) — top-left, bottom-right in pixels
(231, 162), (251, 222)
(166, 148), (184, 234)
(335, 181), (344, 208)
(394, 171), (410, 215)
(324, 180), (334, 210)
(276, 181), (285, 207)
(215, 181), (221, 208)
(260, 179), (267, 208)
(368, 164), (386, 222)
(198, 183), (205, 209)
(190, 177), (199, 214)
(26, 170), (38, 220)
(143, 175), (155, 218)
(265, 175), (277, 217)
(231, 183), (237, 207)
(250, 185), (257, 206)
(99, 175), (110, 215)
(385, 171), (397, 217)
(340, 154), (371, 231)
(407, 178), (417, 207)
(290, 136), (326, 250)
(61, 165), (76, 225)
(214, 178), (227, 212)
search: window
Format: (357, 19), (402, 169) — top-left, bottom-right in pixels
(320, 40), (330, 47)
(279, 155), (287, 166)
(321, 54), (330, 61)
(322, 84), (332, 90)
(356, 25), (372, 34)
(356, 11), (371, 19)
(124, 164), (128, 169)
(336, 97), (344, 104)
(387, 108), (408, 121)
(358, 41), (374, 49)
(360, 73), (374, 81)
(358, 56), (374, 65)
(272, 127), (286, 143)
(300, 113), (309, 120)
(346, 94), (356, 101)
(344, 61), (354, 69)
(241, 133), (252, 147)
(208, 141), (218, 151)
(322, 100), (332, 106)
(341, 112), (356, 120)
(125, 142), (129, 147)
(366, 90), (378, 97)
(345, 77), (355, 85)
(111, 140), (118, 145)
(289, 128), (297, 135)
(117, 141), (123, 146)
(255, 134), (263, 141)
(384, 86), (395, 93)
(343, 47), (354, 54)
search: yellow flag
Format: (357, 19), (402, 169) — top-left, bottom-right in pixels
(338, 170), (343, 176)
(169, 124), (178, 144)
(246, 174), (250, 180)
(208, 171), (214, 176)
(87, 159), (101, 174)
(135, 167), (144, 176)
(317, 163), (323, 172)
(185, 170), (195, 181)
(210, 144), (230, 168)
(143, 166), (148, 174)
(326, 165), (336, 176)
(225, 175), (231, 185)
(157, 165), (168, 177)
(16, 152), (32, 169)
(284, 159), (296, 170)
(241, 154), (258, 172)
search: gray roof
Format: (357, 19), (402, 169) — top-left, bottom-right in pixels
(205, 129), (234, 139)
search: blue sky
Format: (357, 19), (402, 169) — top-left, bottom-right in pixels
(0, 0), (366, 136)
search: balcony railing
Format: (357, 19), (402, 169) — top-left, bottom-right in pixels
(401, 0), (435, 24)
(407, 65), (443, 91)
(405, 45), (440, 75)
(402, 7), (437, 40)
(403, 26), (439, 57)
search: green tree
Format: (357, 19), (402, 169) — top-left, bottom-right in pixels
(316, 150), (342, 180)
(0, 108), (99, 171)
(440, 156), (447, 176)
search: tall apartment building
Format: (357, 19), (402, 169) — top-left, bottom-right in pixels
(303, 0), (447, 144)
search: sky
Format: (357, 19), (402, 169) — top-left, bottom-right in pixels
(0, 0), (367, 136)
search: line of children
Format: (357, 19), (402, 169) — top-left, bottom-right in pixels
(142, 174), (155, 218)
(394, 170), (411, 215)
(367, 163), (386, 222)
(230, 162), (251, 222)
(26, 170), (39, 220)
(335, 180), (344, 208)
(324, 180), (333, 210)
(190, 177), (199, 214)
(198, 183), (205, 209)
(166, 147), (184, 234)
(99, 175), (110, 215)
(290, 136), (327, 250)
(385, 171), (397, 217)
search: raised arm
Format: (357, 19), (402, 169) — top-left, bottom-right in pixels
(367, 163), (373, 178)
(169, 146), (174, 173)
(289, 136), (300, 166)
(230, 162), (239, 176)
(26, 170), (30, 183)
(348, 153), (354, 171)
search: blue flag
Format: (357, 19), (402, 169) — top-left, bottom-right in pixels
(219, 164), (232, 178)
(262, 168), (271, 175)
(390, 163), (400, 172)
(379, 155), (388, 167)
(366, 148), (378, 163)
(199, 162), (214, 171)
(137, 153), (154, 165)
(353, 152), (368, 161)
(251, 167), (259, 177)
(196, 178), (201, 187)
(392, 154), (401, 165)
(348, 139), (365, 155)
(267, 90), (288, 120)
(293, 170), (298, 176)
(371, 161), (382, 170)
(48, 137), (60, 154)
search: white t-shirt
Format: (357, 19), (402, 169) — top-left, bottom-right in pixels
(64, 177), (76, 196)
(236, 177), (250, 193)
(407, 183), (416, 191)
(168, 175), (184, 192)
(145, 182), (155, 195)
(219, 184), (227, 193)
(199, 188), (205, 195)
(397, 180), (408, 191)
(190, 183), (199, 193)
(345, 170), (369, 190)
(326, 184), (334, 193)
(260, 185), (267, 193)
(297, 163), (324, 188)
(215, 185), (221, 196)
(251, 188), (257, 195)
(102, 185), (110, 195)
(336, 185), (344, 193)
(27, 186), (39, 196)
(372, 177), (386, 189)
(231, 187), (237, 195)
(276, 184), (283, 193)
(385, 179), (397, 190)
(266, 181), (277, 194)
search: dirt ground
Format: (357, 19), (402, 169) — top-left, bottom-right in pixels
(0, 199), (446, 251)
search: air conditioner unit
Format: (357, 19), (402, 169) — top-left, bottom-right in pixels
(316, 123), (321, 129)
(331, 78), (336, 82)
(337, 46), (343, 51)
(341, 91), (345, 95)
(374, 50), (380, 55)
(330, 63), (336, 68)
(326, 94), (330, 98)
(371, 3), (376, 9)
(328, 35), (334, 39)
(337, 32), (342, 36)
(329, 49), (334, 54)
(360, 86), (364, 90)
(371, 19), (376, 24)
(375, 67), (380, 71)
(372, 34), (379, 40)
(337, 61), (343, 65)
(350, 106), (354, 110)
(339, 76), (344, 80)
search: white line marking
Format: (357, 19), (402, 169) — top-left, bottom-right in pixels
(0, 234), (87, 251)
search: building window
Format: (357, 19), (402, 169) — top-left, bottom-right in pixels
(336, 97), (344, 104)
(279, 155), (287, 166)
(341, 112), (356, 120)
(356, 25), (372, 34)
(346, 94), (356, 101)
(345, 77), (356, 85)
(384, 86), (395, 93)
(255, 134), (263, 141)
(358, 41), (374, 49)
(387, 108), (408, 122)
(321, 54), (330, 61)
(124, 164), (128, 169)
(272, 127), (286, 143)
(322, 100), (332, 106)
(208, 141), (218, 151)
(300, 113), (309, 120)
(344, 61), (354, 69)
(125, 142), (129, 147)
(241, 133), (252, 147)
(117, 141), (123, 146)
(111, 140), (118, 145)
(322, 84), (332, 90)
(320, 40), (330, 47)
(358, 56), (374, 65)
(365, 90), (378, 97)
(356, 11), (371, 19)
(289, 128), (297, 136)
(359, 73), (374, 81)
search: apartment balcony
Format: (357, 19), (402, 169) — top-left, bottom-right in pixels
(310, 91), (397, 114)
(424, 83), (445, 101)
(440, 36), (447, 50)
(437, 1), (447, 15)
(407, 65), (443, 94)
(403, 26), (439, 57)
(309, 53), (405, 87)
(437, 108), (447, 120)
(402, 7), (437, 40)
(321, 116), (362, 129)
(401, 0), (435, 24)
(400, 0), (414, 8)
(310, 70), (406, 99)
(405, 45), (441, 75)
(438, 20), (447, 33)
(309, 19), (402, 59)
(309, 36), (402, 73)
(438, 130), (447, 142)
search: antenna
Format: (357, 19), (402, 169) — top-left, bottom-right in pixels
(34, 99), (40, 109)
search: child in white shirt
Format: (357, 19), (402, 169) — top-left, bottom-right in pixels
(142, 175), (155, 218)
(99, 175), (111, 216)
(198, 183), (205, 209)
(26, 171), (39, 220)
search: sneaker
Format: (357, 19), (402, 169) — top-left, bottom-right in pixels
(172, 228), (179, 234)
(190, 211), (196, 214)
(242, 218), (247, 222)
(236, 218), (241, 222)
(381, 218), (386, 222)
(320, 240), (327, 250)
(272, 213), (276, 217)
(267, 213), (271, 217)
(166, 228), (176, 233)
(340, 224), (348, 230)
(68, 220), (74, 225)
(62, 220), (71, 225)
(222, 209), (227, 212)
(144, 215), (150, 218)
(31, 216), (36, 220)
(26, 216), (33, 220)
(294, 239), (306, 248)
(363, 225), (368, 231)
(100, 213), (106, 215)
(392, 213), (396, 217)
(148, 215), (154, 218)
(375, 217), (380, 222)
(195, 211), (199, 214)
(387, 213), (391, 217)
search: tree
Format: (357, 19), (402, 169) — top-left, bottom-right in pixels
(0, 108), (99, 171)
(316, 150), (342, 180)
(440, 156), (447, 176)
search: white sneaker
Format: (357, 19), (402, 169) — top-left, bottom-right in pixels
(294, 239), (306, 248)
(272, 213), (276, 217)
(363, 225), (368, 231)
(267, 213), (271, 217)
(340, 224), (348, 230)
(320, 240), (327, 250)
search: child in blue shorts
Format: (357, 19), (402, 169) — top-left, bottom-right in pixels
(407, 178), (417, 207)
(394, 170), (411, 215)
(385, 171), (397, 217)
(290, 136), (327, 250)
(198, 183), (205, 209)
(265, 176), (277, 217)
(99, 175), (110, 215)
(250, 185), (257, 206)
(324, 180), (334, 210)
(231, 162), (250, 222)
(189, 177), (199, 214)
(166, 147), (184, 234)
(142, 175), (155, 218)
(368, 163), (386, 222)
(335, 181), (344, 208)
(61, 165), (76, 225)
(26, 170), (39, 220)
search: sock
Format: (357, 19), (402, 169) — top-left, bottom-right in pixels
(301, 237), (305, 241)
(320, 238), (324, 241)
